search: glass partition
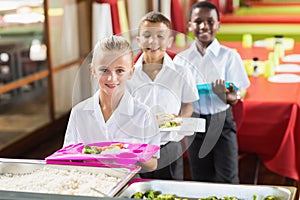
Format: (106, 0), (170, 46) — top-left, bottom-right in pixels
(0, 0), (50, 151)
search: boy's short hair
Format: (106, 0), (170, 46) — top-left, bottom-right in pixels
(138, 11), (171, 35)
(91, 35), (133, 67)
(189, 1), (220, 21)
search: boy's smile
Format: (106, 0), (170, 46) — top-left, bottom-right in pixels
(189, 7), (220, 48)
(147, 47), (160, 52)
(137, 21), (172, 64)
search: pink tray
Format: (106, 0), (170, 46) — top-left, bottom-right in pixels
(45, 142), (160, 168)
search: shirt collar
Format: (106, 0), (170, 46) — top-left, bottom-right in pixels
(135, 53), (144, 70)
(115, 90), (134, 116)
(85, 90), (134, 116)
(92, 90), (100, 111)
(190, 38), (221, 58)
(162, 53), (176, 70)
(135, 52), (175, 70)
(208, 39), (221, 57)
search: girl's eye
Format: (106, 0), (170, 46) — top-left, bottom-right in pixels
(100, 68), (108, 73)
(96, 68), (109, 75)
(157, 35), (164, 39)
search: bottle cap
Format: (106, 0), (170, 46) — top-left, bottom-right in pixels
(274, 35), (284, 39)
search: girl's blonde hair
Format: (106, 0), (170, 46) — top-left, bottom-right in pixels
(91, 35), (133, 68)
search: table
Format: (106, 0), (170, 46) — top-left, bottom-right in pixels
(223, 42), (300, 181)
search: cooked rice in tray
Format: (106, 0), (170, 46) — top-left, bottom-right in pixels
(0, 166), (121, 197)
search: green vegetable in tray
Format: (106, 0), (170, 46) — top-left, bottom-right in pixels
(252, 194), (277, 200)
(156, 194), (176, 200)
(224, 197), (238, 200)
(160, 121), (181, 128)
(132, 190), (161, 199)
(198, 196), (219, 200)
(264, 196), (277, 200)
(130, 190), (277, 200)
(198, 196), (240, 200)
(144, 190), (160, 199)
(225, 197), (240, 200)
(82, 145), (92, 154)
(132, 192), (144, 199)
(82, 145), (101, 154)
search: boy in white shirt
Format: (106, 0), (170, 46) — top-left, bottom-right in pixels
(173, 1), (250, 183)
(63, 35), (160, 172)
(127, 11), (199, 180)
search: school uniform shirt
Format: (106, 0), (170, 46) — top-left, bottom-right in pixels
(173, 39), (250, 115)
(126, 53), (199, 144)
(63, 90), (160, 157)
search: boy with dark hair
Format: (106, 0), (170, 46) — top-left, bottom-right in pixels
(174, 1), (250, 183)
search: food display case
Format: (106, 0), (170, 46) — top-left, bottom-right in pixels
(117, 180), (297, 200)
(0, 158), (140, 199)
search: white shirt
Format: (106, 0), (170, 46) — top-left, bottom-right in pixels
(63, 90), (160, 157)
(127, 53), (199, 144)
(173, 39), (250, 115)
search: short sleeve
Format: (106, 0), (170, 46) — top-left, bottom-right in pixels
(226, 50), (250, 91)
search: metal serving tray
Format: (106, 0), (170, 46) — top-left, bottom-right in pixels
(117, 180), (297, 200)
(0, 158), (140, 198)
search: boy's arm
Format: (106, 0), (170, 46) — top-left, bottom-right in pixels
(179, 102), (194, 117)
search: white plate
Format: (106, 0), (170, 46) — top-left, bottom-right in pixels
(253, 38), (295, 50)
(159, 117), (205, 133)
(282, 54), (300, 62)
(268, 74), (300, 83)
(253, 40), (266, 47)
(275, 64), (300, 73)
